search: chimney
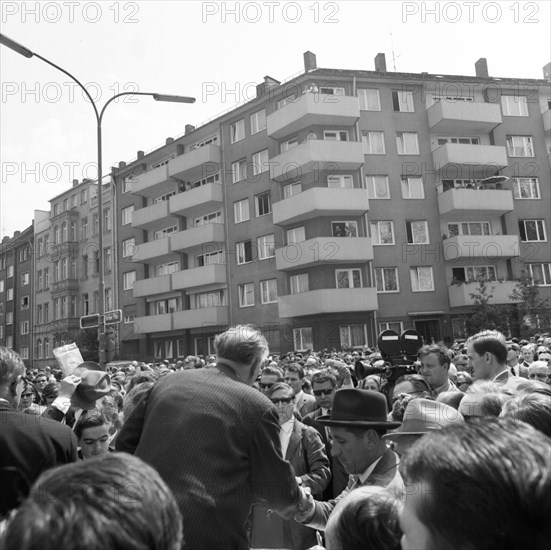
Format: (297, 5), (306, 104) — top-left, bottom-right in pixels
(256, 76), (280, 98)
(166, 137), (174, 145)
(374, 53), (387, 72)
(14, 231), (20, 238)
(137, 151), (144, 159)
(475, 58), (489, 78)
(185, 124), (195, 135)
(543, 62), (551, 80)
(304, 51), (317, 72)
(72, 179), (79, 187)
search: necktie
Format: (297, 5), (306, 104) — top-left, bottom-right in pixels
(510, 367), (517, 376)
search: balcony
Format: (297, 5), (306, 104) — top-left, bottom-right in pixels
(172, 264), (226, 291)
(543, 109), (551, 133)
(132, 201), (176, 232)
(169, 183), (223, 217)
(270, 140), (364, 182)
(132, 237), (173, 264)
(275, 237), (373, 271)
(278, 287), (378, 318)
(173, 306), (228, 330)
(132, 164), (172, 199)
(134, 313), (173, 334)
(51, 278), (79, 294)
(171, 223), (225, 252)
(437, 188), (514, 220)
(267, 93), (360, 140)
(443, 235), (520, 261)
(133, 274), (172, 298)
(427, 101), (502, 134)
(169, 144), (221, 182)
(273, 187), (369, 226)
(448, 280), (521, 308)
(432, 143), (508, 179)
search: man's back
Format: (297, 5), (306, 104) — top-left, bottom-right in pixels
(116, 367), (298, 550)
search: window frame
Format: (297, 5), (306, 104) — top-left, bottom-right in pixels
(410, 266), (435, 292)
(396, 132), (420, 155)
(365, 175), (390, 199)
(238, 282), (255, 308)
(362, 131), (386, 154)
(406, 220), (430, 244)
(370, 221), (395, 245)
(250, 109), (267, 134)
(230, 119), (245, 143)
(335, 268), (363, 289)
(234, 198), (250, 224)
(375, 267), (400, 293)
(260, 279), (278, 304)
(401, 176), (425, 199)
(358, 89), (381, 111)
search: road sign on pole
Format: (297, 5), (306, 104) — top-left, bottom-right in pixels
(80, 313), (100, 329)
(104, 309), (123, 325)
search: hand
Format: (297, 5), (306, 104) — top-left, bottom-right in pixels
(58, 374), (82, 399)
(295, 486), (315, 522)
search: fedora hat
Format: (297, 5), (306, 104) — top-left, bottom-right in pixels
(318, 389), (401, 429)
(383, 398), (464, 439)
(71, 361), (111, 410)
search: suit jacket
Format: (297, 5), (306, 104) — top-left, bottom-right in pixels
(296, 392), (317, 418)
(302, 408), (348, 500)
(0, 401), (77, 515)
(250, 420), (330, 549)
(299, 448), (403, 531)
(116, 366), (300, 550)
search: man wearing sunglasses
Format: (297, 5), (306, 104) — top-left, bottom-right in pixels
(258, 365), (283, 395)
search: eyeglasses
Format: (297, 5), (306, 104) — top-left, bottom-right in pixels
(21, 393), (33, 397)
(270, 397), (293, 405)
(283, 377), (299, 382)
(313, 389), (334, 396)
(259, 382), (275, 389)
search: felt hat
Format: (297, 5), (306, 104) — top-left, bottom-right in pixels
(71, 361), (111, 410)
(318, 389), (401, 429)
(383, 398), (464, 439)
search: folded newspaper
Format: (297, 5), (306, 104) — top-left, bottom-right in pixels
(53, 343), (84, 376)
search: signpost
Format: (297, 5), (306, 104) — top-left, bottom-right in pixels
(80, 313), (100, 329)
(104, 309), (122, 326)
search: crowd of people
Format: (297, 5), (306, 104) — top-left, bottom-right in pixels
(1, 327), (550, 549)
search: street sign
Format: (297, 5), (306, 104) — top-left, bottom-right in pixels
(80, 313), (100, 329)
(104, 309), (123, 325)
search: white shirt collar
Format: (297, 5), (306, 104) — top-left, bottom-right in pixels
(358, 455), (384, 484)
(295, 390), (304, 402)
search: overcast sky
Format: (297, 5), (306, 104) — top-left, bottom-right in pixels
(1, 0), (550, 238)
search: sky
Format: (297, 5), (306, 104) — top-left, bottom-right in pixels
(1, 0), (550, 238)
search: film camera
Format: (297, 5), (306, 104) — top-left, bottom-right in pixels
(355, 329), (423, 386)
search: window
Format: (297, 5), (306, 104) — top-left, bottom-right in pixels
(236, 240), (253, 265)
(251, 149), (269, 176)
(396, 132), (419, 155)
(287, 227), (306, 244)
(290, 273), (309, 294)
(104, 248), (112, 272)
(293, 327), (313, 352)
(20, 320), (29, 334)
(506, 136), (534, 157)
(452, 266), (497, 283)
(238, 283), (255, 307)
(324, 130), (349, 141)
(392, 90), (415, 112)
(93, 214), (99, 235)
(62, 222), (68, 242)
(370, 221), (395, 245)
(518, 220), (547, 242)
(234, 199), (250, 223)
(410, 267), (435, 292)
(70, 221), (77, 241)
(53, 226), (60, 245)
(358, 89), (381, 111)
(37, 339), (42, 359)
(44, 303), (49, 322)
(340, 324), (367, 348)
(7, 288), (13, 301)
(194, 290), (226, 309)
(336, 269), (362, 289)
(122, 205), (134, 225)
(448, 222), (490, 237)
(232, 159), (247, 183)
(153, 191), (177, 204)
(281, 137), (299, 153)
(401, 176), (425, 199)
(6, 312), (13, 325)
(0, 280), (3, 293)
(437, 137), (480, 146)
(196, 249), (224, 267)
(37, 305), (43, 324)
(80, 189), (88, 203)
(501, 95), (529, 116)
(63, 198), (69, 212)
(155, 225), (179, 239)
(124, 314), (135, 324)
(103, 208), (112, 232)
(20, 347), (29, 360)
(365, 176), (390, 199)
(512, 178), (540, 199)
(21, 296), (29, 309)
(320, 86), (345, 95)
(255, 193), (271, 216)
(328, 175), (354, 189)
(379, 321), (404, 333)
(82, 294), (89, 315)
(43, 268), (49, 288)
(21, 272), (29, 285)
(375, 267), (399, 293)
(527, 263), (551, 286)
(283, 181), (302, 198)
(53, 204), (59, 216)
(81, 218), (88, 239)
(331, 221), (358, 237)
(122, 238), (135, 258)
(257, 234), (275, 260)
(406, 221), (429, 244)
(260, 279), (278, 304)
(155, 262), (179, 277)
(250, 109), (266, 134)
(44, 339), (50, 358)
(195, 211), (221, 226)
(230, 119), (245, 143)
(362, 132), (385, 154)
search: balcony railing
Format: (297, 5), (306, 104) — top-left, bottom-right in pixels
(437, 187), (514, 220)
(448, 280), (521, 308)
(427, 101), (502, 134)
(443, 235), (520, 261)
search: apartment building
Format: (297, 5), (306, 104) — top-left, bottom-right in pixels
(110, 51), (551, 357)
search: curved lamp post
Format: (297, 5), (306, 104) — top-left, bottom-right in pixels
(1, 33), (195, 364)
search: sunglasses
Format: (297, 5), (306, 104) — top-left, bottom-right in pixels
(270, 397), (293, 405)
(283, 377), (299, 382)
(313, 389), (334, 396)
(259, 382), (275, 389)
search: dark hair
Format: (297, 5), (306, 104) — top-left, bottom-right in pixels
(122, 382), (154, 420)
(0, 347), (25, 386)
(394, 374), (431, 394)
(41, 382), (59, 401)
(501, 393), (551, 438)
(266, 382), (294, 399)
(311, 369), (337, 389)
(261, 366), (283, 380)
(74, 413), (111, 440)
(3, 453), (183, 550)
(126, 371), (157, 393)
(467, 330), (508, 364)
(214, 324), (269, 366)
(327, 486), (402, 550)
(400, 418), (551, 550)
(284, 363), (305, 379)
(436, 391), (465, 410)
(418, 344), (451, 368)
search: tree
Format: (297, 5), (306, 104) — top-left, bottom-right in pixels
(509, 267), (551, 338)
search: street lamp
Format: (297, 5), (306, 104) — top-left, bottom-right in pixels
(1, 33), (195, 364)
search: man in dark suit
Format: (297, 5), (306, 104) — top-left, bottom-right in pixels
(0, 347), (77, 517)
(116, 325), (302, 550)
(284, 363), (317, 417)
(295, 389), (403, 531)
